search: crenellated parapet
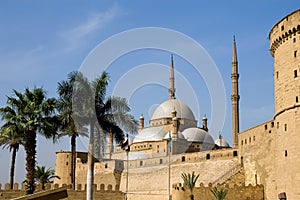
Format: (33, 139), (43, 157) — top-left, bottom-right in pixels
(0, 183), (124, 200)
(172, 182), (264, 200)
(269, 9), (300, 57)
(0, 182), (121, 193)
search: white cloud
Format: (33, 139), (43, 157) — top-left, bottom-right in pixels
(58, 4), (121, 51)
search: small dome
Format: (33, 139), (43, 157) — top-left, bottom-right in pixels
(133, 127), (167, 143)
(151, 99), (195, 120)
(215, 138), (230, 148)
(182, 127), (214, 144)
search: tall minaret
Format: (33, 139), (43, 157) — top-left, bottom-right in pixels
(231, 36), (240, 148)
(168, 54), (175, 99)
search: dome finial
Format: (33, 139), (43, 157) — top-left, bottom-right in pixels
(168, 54), (175, 99)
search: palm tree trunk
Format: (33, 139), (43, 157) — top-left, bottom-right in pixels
(86, 123), (95, 200)
(25, 130), (36, 194)
(9, 146), (17, 190)
(94, 129), (100, 161)
(71, 134), (76, 190)
(190, 194), (194, 200)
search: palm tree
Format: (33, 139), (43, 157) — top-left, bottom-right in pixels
(4, 88), (59, 194)
(0, 119), (25, 189)
(71, 71), (137, 200)
(210, 187), (228, 200)
(94, 96), (138, 160)
(57, 71), (88, 189)
(35, 166), (60, 190)
(181, 171), (200, 200)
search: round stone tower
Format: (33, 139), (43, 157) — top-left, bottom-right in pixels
(269, 9), (300, 199)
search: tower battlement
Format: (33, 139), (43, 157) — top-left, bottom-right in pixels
(269, 9), (300, 57)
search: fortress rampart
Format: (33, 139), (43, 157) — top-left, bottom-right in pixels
(238, 120), (276, 199)
(54, 149), (241, 200)
(172, 182), (264, 200)
(0, 183), (124, 200)
(268, 8), (300, 199)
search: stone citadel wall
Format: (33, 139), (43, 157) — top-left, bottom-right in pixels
(269, 8), (300, 200)
(0, 183), (124, 200)
(54, 149), (240, 200)
(238, 120), (276, 199)
(172, 182), (264, 200)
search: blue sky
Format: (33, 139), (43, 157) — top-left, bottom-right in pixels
(0, 1), (299, 185)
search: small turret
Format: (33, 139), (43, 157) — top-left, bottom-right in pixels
(202, 115), (208, 131)
(139, 114), (144, 130)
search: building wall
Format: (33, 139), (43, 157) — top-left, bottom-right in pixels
(75, 160), (123, 191)
(237, 9), (300, 200)
(269, 8), (300, 200)
(54, 152), (72, 186)
(54, 152), (87, 186)
(238, 121), (276, 200)
(172, 183), (264, 200)
(54, 149), (239, 200)
(0, 183), (124, 200)
(269, 9), (300, 115)
(119, 150), (240, 200)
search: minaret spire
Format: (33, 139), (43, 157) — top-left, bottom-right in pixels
(231, 36), (240, 148)
(169, 54), (175, 99)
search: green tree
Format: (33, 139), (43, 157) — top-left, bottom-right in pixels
(35, 166), (60, 190)
(0, 114), (25, 189)
(4, 88), (59, 194)
(181, 171), (200, 200)
(71, 71), (137, 200)
(210, 187), (228, 200)
(94, 96), (138, 160)
(57, 71), (87, 189)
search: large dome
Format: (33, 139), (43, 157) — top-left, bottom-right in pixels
(151, 99), (195, 120)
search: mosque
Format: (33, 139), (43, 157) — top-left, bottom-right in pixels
(53, 8), (300, 200)
(109, 54), (230, 162)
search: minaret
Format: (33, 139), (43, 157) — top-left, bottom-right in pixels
(231, 36), (240, 148)
(168, 54), (175, 99)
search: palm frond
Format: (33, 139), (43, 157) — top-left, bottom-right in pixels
(181, 171), (200, 194)
(210, 187), (228, 200)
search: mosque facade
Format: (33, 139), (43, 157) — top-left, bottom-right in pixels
(54, 9), (300, 200)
